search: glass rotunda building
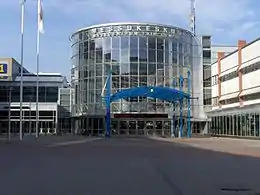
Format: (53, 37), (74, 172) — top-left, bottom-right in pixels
(70, 22), (197, 136)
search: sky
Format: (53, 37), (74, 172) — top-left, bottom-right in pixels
(0, 0), (260, 80)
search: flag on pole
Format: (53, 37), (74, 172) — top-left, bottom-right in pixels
(38, 0), (44, 34)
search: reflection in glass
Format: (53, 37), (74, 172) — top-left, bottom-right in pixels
(148, 37), (156, 49)
(148, 50), (156, 62)
(121, 36), (129, 49)
(103, 38), (111, 50)
(95, 38), (103, 49)
(157, 38), (164, 50)
(121, 49), (129, 62)
(112, 37), (120, 48)
(130, 36), (138, 49)
(139, 37), (147, 49)
(121, 63), (130, 74)
(71, 27), (194, 115)
(112, 49), (120, 62)
(139, 49), (147, 62)
(130, 49), (138, 62)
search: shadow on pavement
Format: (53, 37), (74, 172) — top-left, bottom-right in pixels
(0, 136), (260, 195)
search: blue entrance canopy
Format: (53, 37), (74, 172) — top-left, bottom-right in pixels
(110, 86), (190, 103)
(104, 70), (192, 138)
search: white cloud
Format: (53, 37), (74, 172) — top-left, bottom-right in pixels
(2, 0), (258, 43)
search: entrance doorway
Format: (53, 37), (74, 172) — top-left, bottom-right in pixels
(111, 118), (172, 137)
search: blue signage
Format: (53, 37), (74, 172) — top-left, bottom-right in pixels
(0, 63), (7, 74)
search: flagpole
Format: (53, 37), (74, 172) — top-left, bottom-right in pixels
(35, 0), (40, 138)
(19, 0), (25, 141)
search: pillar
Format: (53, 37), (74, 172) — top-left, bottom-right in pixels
(171, 103), (176, 137)
(179, 100), (183, 138)
(238, 40), (246, 107)
(105, 67), (112, 138)
(187, 70), (191, 138)
(179, 75), (184, 138)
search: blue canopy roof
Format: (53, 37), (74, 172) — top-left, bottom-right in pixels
(110, 86), (190, 103)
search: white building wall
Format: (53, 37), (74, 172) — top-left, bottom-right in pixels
(210, 38), (260, 112)
(243, 70), (260, 89)
(192, 37), (206, 120)
(211, 62), (218, 76)
(242, 40), (260, 62)
(220, 52), (238, 72)
(221, 78), (239, 95)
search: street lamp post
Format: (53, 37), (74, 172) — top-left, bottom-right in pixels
(8, 86), (12, 141)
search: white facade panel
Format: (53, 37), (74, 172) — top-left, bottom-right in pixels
(219, 92), (239, 101)
(10, 102), (58, 111)
(211, 62), (218, 75)
(239, 56), (260, 70)
(242, 40), (260, 63)
(211, 85), (218, 98)
(221, 103), (239, 109)
(240, 86), (260, 96)
(242, 70), (260, 90)
(243, 99), (260, 107)
(221, 52), (238, 72)
(221, 78), (239, 95)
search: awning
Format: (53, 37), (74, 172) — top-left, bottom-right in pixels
(239, 56), (260, 70)
(219, 92), (239, 101)
(240, 87), (260, 96)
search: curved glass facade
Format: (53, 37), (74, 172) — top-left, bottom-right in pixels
(70, 23), (194, 116)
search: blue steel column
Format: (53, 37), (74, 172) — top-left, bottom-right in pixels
(187, 70), (191, 138)
(179, 75), (183, 138)
(172, 103), (176, 137)
(105, 68), (112, 138)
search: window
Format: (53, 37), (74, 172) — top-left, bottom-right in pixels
(211, 75), (218, 86)
(212, 97), (218, 106)
(219, 71), (238, 82)
(203, 50), (211, 58)
(219, 97), (239, 105)
(242, 92), (260, 101)
(241, 61), (260, 75)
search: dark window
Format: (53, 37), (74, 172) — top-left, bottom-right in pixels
(242, 92), (260, 101)
(219, 71), (238, 82)
(157, 38), (164, 50)
(148, 37), (156, 49)
(46, 87), (58, 102)
(241, 61), (260, 74)
(139, 49), (147, 62)
(121, 37), (129, 49)
(139, 37), (147, 49)
(219, 97), (239, 105)
(112, 37), (120, 49)
(130, 36), (138, 49)
(130, 49), (138, 62)
(157, 50), (164, 63)
(148, 49), (156, 62)
(203, 50), (211, 58)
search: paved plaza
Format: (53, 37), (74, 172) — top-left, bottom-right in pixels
(1, 136), (260, 195)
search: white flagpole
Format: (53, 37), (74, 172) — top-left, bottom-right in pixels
(19, 0), (26, 141)
(35, 0), (41, 138)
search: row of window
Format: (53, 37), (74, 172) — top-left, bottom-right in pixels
(72, 36), (192, 53)
(73, 63), (189, 79)
(72, 49), (191, 65)
(213, 61), (260, 84)
(212, 92), (260, 106)
(210, 113), (260, 137)
(0, 87), (58, 103)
